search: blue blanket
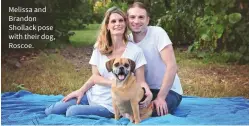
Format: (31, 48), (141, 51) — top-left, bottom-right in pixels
(1, 90), (249, 125)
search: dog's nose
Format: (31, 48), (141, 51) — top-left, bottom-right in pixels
(120, 67), (124, 71)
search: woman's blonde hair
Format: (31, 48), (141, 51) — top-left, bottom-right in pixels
(94, 7), (128, 55)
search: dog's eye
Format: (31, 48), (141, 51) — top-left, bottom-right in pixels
(114, 63), (119, 67)
(124, 63), (129, 68)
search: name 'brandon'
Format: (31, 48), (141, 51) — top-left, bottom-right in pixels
(9, 15), (36, 22)
(9, 7), (33, 13)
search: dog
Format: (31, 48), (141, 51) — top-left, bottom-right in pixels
(106, 58), (153, 124)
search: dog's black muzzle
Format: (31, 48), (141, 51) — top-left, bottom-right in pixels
(119, 67), (125, 72)
(114, 67), (128, 81)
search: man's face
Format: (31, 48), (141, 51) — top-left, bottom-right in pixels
(127, 7), (150, 33)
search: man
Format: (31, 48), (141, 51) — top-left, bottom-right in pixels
(127, 2), (183, 116)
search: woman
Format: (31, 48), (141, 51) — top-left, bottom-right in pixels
(45, 7), (153, 118)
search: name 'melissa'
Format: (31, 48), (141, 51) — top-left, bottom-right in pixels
(9, 6), (46, 13)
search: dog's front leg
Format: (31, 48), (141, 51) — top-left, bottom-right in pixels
(130, 99), (141, 124)
(112, 100), (120, 120)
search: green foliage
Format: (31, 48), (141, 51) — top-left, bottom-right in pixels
(106, 1), (128, 11)
(229, 13), (242, 24)
(32, 0), (95, 49)
(157, 0), (248, 64)
(34, 0), (94, 40)
(93, 0), (128, 23)
(39, 0), (94, 30)
(186, 51), (243, 64)
(157, 0), (203, 45)
(148, 0), (167, 25)
(232, 18), (249, 64)
(194, 0), (242, 52)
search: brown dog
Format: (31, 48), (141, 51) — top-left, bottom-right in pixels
(106, 58), (153, 124)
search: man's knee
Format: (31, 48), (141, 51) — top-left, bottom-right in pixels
(166, 90), (182, 114)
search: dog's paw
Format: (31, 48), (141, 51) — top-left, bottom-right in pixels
(114, 116), (120, 120)
(129, 117), (134, 123)
(134, 121), (140, 124)
(134, 118), (141, 124)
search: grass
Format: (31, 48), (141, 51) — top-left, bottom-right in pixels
(69, 24), (100, 47)
(176, 49), (249, 98)
(2, 53), (91, 95)
(2, 24), (249, 98)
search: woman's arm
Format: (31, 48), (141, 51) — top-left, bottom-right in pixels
(79, 65), (112, 92)
(63, 65), (112, 104)
(91, 65), (113, 87)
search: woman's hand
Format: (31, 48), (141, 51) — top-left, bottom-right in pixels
(139, 89), (153, 108)
(62, 90), (84, 104)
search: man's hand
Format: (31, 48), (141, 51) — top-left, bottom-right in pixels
(139, 91), (153, 108)
(62, 90), (84, 104)
(153, 96), (168, 116)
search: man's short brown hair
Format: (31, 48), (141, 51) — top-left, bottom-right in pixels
(127, 2), (150, 17)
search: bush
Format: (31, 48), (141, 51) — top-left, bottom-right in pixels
(157, 0), (249, 64)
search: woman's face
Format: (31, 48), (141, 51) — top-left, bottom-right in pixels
(107, 13), (126, 36)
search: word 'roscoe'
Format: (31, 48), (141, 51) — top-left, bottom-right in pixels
(9, 43), (34, 48)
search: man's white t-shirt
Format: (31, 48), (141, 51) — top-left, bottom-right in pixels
(86, 42), (147, 113)
(129, 26), (183, 95)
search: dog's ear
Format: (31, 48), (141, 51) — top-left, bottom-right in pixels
(106, 58), (115, 72)
(128, 59), (136, 73)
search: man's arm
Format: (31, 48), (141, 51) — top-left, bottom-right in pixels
(135, 65), (153, 108)
(153, 44), (177, 116)
(157, 44), (177, 99)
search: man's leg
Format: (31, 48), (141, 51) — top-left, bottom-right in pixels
(66, 104), (114, 118)
(45, 94), (89, 115)
(151, 90), (182, 116)
(165, 90), (182, 114)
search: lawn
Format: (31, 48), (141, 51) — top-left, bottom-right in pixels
(69, 24), (100, 46)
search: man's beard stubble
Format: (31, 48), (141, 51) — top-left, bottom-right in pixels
(133, 26), (148, 35)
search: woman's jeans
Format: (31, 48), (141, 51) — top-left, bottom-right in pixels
(45, 95), (114, 118)
(150, 89), (182, 116)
